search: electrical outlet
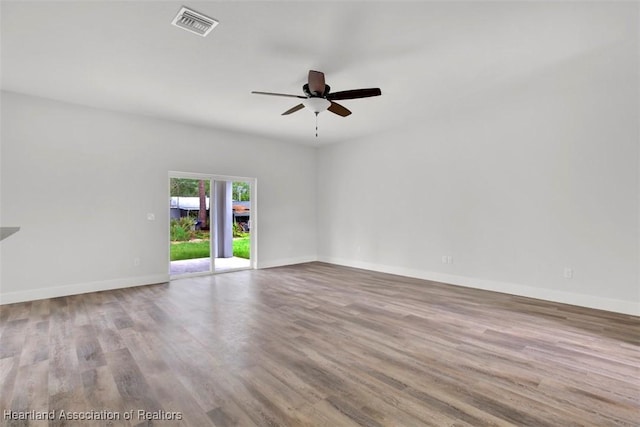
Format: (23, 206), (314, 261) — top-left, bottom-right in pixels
(447, 256), (453, 264)
(563, 267), (573, 279)
(134, 257), (141, 267)
(442, 256), (448, 264)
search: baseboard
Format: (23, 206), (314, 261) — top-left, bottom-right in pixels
(258, 256), (318, 269)
(0, 274), (170, 305)
(318, 256), (640, 317)
(4, 259), (636, 316)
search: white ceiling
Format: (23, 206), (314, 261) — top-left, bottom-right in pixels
(0, 1), (630, 145)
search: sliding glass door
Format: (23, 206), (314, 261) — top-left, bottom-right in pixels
(169, 172), (256, 278)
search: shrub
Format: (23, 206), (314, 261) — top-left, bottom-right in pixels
(171, 217), (196, 241)
(171, 223), (189, 241)
(233, 222), (248, 238)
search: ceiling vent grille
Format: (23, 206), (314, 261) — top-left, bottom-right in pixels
(171, 7), (218, 37)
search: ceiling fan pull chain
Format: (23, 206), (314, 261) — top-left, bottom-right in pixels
(315, 112), (319, 138)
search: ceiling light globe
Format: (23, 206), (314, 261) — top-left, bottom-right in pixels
(303, 97), (331, 113)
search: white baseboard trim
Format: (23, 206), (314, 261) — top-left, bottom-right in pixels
(318, 257), (640, 316)
(4, 259), (637, 316)
(258, 256), (318, 269)
(0, 274), (170, 305)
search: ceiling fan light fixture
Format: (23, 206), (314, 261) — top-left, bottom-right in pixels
(302, 97), (331, 114)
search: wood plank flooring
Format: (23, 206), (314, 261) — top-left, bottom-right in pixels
(0, 262), (638, 426)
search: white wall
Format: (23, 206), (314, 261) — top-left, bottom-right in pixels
(2, 5), (639, 316)
(317, 7), (639, 315)
(0, 91), (317, 303)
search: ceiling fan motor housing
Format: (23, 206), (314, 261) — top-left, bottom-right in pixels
(303, 83), (330, 98)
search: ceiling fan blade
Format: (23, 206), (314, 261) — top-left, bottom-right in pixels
(282, 104), (305, 115)
(252, 91), (306, 99)
(327, 88), (382, 101)
(308, 70), (326, 95)
(328, 102), (352, 117)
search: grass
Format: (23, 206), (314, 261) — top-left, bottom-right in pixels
(233, 237), (250, 259)
(171, 240), (210, 261)
(170, 237), (250, 261)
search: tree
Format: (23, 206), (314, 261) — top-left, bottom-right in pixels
(170, 178), (197, 197)
(233, 182), (250, 201)
(171, 178), (210, 224)
(170, 178), (211, 197)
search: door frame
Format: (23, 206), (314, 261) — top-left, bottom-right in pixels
(168, 171), (257, 278)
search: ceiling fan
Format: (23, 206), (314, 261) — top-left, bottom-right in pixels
(252, 70), (381, 136)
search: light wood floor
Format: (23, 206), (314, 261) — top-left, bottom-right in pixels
(1, 262), (638, 426)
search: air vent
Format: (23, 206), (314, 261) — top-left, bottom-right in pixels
(171, 7), (218, 37)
